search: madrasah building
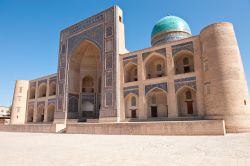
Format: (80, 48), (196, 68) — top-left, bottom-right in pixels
(10, 6), (250, 133)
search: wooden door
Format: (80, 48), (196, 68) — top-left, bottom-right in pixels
(131, 110), (136, 118)
(151, 106), (158, 117)
(186, 101), (193, 114)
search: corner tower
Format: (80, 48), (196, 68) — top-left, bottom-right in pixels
(200, 22), (250, 132)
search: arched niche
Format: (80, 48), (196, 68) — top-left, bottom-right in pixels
(47, 104), (55, 122)
(174, 50), (194, 74)
(176, 86), (197, 117)
(68, 40), (101, 119)
(38, 83), (47, 98)
(124, 93), (139, 119)
(146, 88), (168, 118)
(124, 63), (138, 83)
(49, 82), (56, 96)
(144, 54), (166, 79)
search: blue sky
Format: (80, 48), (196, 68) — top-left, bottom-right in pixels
(0, 0), (250, 106)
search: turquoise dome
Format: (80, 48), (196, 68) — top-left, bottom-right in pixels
(151, 16), (191, 37)
(151, 16), (192, 46)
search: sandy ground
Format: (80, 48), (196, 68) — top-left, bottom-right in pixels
(0, 132), (250, 166)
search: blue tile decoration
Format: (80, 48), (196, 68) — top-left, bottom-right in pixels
(48, 98), (56, 105)
(124, 86), (139, 97)
(123, 55), (137, 61)
(68, 24), (104, 56)
(174, 77), (196, 92)
(142, 48), (166, 61)
(63, 13), (104, 36)
(123, 58), (137, 66)
(145, 82), (168, 95)
(172, 41), (194, 56)
(68, 93), (79, 113)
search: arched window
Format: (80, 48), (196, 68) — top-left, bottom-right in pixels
(156, 64), (162, 72)
(82, 76), (94, 92)
(186, 91), (192, 100)
(183, 57), (189, 65)
(131, 96), (136, 106)
(151, 95), (156, 104)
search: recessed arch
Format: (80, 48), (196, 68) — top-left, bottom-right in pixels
(176, 86), (197, 117)
(146, 88), (168, 118)
(36, 104), (45, 122)
(29, 87), (36, 99)
(47, 103), (55, 122)
(174, 50), (194, 74)
(38, 83), (47, 98)
(124, 62), (138, 83)
(49, 82), (56, 96)
(27, 107), (34, 122)
(68, 39), (102, 119)
(144, 53), (166, 79)
(82, 75), (94, 93)
(124, 93), (139, 119)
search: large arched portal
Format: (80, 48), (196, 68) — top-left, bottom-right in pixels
(68, 40), (102, 120)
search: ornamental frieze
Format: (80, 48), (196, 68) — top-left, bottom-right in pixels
(174, 77), (196, 92)
(145, 82), (168, 95)
(124, 85), (139, 97)
(172, 41), (194, 56)
(142, 48), (166, 61)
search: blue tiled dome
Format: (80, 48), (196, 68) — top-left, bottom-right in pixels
(151, 16), (192, 46)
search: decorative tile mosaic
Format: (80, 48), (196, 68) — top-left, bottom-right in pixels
(142, 48), (166, 61)
(145, 82), (168, 95)
(68, 24), (104, 55)
(174, 77), (196, 92)
(68, 93), (79, 113)
(105, 92), (112, 106)
(172, 41), (194, 56)
(106, 25), (113, 37)
(105, 53), (113, 69)
(105, 71), (112, 87)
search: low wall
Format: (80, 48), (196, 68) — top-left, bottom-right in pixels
(66, 120), (225, 136)
(0, 124), (56, 133)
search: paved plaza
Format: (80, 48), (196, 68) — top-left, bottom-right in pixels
(0, 132), (250, 166)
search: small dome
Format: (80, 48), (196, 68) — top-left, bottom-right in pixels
(151, 16), (192, 46)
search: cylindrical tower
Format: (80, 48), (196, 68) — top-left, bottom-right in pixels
(200, 22), (250, 132)
(11, 80), (29, 124)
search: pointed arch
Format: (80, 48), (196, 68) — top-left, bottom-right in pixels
(144, 53), (166, 79)
(176, 86), (197, 117)
(124, 93), (139, 119)
(124, 62), (138, 83)
(146, 88), (168, 118)
(174, 50), (194, 74)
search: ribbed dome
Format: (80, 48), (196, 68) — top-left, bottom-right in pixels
(151, 16), (192, 46)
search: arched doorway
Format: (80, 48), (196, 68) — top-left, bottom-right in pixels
(177, 87), (197, 116)
(146, 88), (168, 118)
(47, 104), (55, 122)
(36, 104), (45, 122)
(125, 94), (138, 119)
(27, 107), (34, 122)
(68, 40), (102, 120)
